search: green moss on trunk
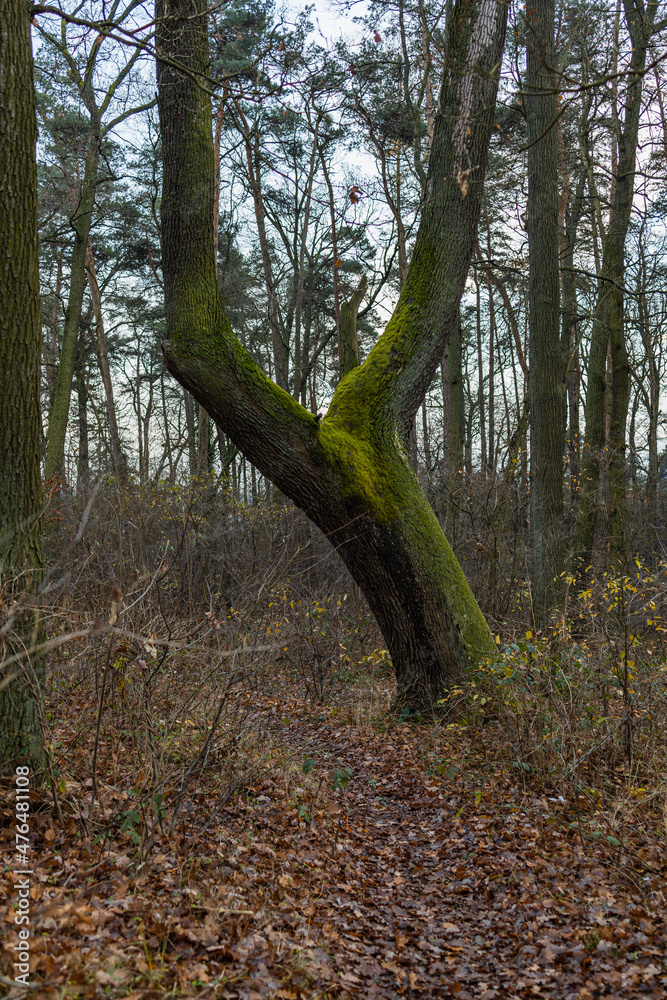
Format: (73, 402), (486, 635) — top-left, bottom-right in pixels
(157, 0), (506, 710)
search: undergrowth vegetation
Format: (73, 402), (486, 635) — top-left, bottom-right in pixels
(8, 476), (667, 873)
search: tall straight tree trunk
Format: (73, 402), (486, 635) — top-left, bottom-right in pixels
(474, 272), (487, 474)
(294, 111), (321, 401)
(574, 0), (658, 572)
(525, 0), (565, 622)
(183, 388), (197, 478)
(558, 145), (586, 502)
(0, 2), (44, 770)
(44, 254), (62, 405)
(445, 308), (465, 540)
(45, 116), (100, 482)
(319, 145), (342, 349)
(236, 107), (287, 390)
(161, 375), (175, 484)
(487, 277), (496, 473)
(84, 242), (126, 483)
(156, 0), (507, 711)
(637, 247), (659, 526)
(76, 330), (90, 491)
(197, 405), (210, 476)
(339, 276), (367, 380)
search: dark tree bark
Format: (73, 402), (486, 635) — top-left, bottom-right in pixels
(525, 0), (566, 622)
(156, 0), (507, 711)
(0, 2), (44, 770)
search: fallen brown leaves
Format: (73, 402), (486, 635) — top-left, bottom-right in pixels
(2, 693), (667, 999)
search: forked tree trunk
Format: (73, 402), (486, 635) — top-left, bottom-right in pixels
(156, 0), (507, 711)
(0, 2), (44, 770)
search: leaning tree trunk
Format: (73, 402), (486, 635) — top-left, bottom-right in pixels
(0, 2), (45, 771)
(156, 0), (507, 711)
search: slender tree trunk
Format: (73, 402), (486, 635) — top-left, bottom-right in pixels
(448, 311), (465, 481)
(422, 404), (431, 475)
(236, 108), (287, 390)
(441, 343), (451, 490)
(559, 157), (586, 502)
(44, 254), (62, 405)
(487, 276), (496, 473)
(136, 335), (146, 486)
(156, 0), (507, 710)
(574, 0), (657, 572)
(197, 404), (210, 476)
(161, 375), (175, 484)
(84, 242), (126, 482)
(183, 388), (197, 478)
(525, 0), (565, 621)
(143, 378), (153, 482)
(45, 107), (101, 482)
(446, 309), (465, 539)
(294, 112), (320, 400)
(319, 145), (342, 351)
(213, 90), (226, 280)
(419, 0), (435, 148)
(637, 249), (659, 524)
(339, 275), (367, 380)
(0, 2), (44, 770)
(474, 273), (487, 474)
(76, 330), (90, 491)
(628, 388), (639, 490)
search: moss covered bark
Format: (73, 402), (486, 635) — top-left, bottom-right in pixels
(0, 3), (45, 770)
(157, 0), (507, 710)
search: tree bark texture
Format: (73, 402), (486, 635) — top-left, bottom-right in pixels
(156, 0), (507, 710)
(0, 3), (45, 770)
(525, 0), (566, 622)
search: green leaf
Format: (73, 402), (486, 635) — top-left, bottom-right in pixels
(332, 767), (351, 792)
(606, 835), (622, 847)
(302, 757), (316, 776)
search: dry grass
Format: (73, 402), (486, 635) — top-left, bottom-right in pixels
(9, 477), (667, 867)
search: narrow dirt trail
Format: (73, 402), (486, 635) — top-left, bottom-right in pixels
(222, 714), (667, 999)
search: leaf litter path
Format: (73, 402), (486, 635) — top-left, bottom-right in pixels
(253, 713), (666, 1000)
(2, 693), (667, 999)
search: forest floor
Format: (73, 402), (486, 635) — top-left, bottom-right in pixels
(2, 674), (667, 1000)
